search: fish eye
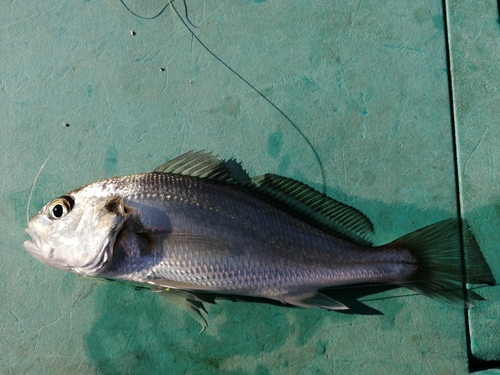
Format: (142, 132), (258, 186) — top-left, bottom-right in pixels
(48, 195), (74, 220)
(52, 204), (64, 218)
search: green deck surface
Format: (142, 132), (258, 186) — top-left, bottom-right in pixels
(448, 0), (500, 364)
(1, 1), (499, 373)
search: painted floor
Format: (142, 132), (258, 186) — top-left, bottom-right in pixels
(1, 0), (499, 374)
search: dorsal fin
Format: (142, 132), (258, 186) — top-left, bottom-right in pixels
(154, 151), (374, 245)
(239, 174), (374, 245)
(153, 150), (234, 183)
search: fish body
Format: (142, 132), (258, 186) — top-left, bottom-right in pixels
(24, 151), (495, 327)
(101, 173), (414, 296)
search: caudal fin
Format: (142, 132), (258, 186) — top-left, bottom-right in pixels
(390, 219), (495, 307)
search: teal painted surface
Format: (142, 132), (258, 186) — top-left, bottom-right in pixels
(0, 0), (497, 373)
(447, 0), (500, 362)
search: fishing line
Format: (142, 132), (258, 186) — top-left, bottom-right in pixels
(118, 0), (198, 28)
(118, 0), (328, 193)
(26, 128), (77, 225)
(118, 0), (171, 20)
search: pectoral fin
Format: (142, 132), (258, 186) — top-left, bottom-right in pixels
(153, 289), (208, 331)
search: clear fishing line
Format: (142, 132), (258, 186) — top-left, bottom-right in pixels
(26, 127), (77, 225)
(117, 0), (328, 193)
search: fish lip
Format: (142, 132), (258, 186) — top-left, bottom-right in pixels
(24, 227), (42, 255)
(23, 238), (58, 267)
(23, 239), (38, 254)
(24, 227), (57, 263)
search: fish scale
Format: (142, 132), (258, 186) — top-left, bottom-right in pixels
(111, 176), (404, 272)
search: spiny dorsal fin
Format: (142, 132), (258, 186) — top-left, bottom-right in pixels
(153, 151), (234, 183)
(239, 174), (374, 245)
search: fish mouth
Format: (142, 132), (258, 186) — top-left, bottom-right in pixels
(23, 227), (59, 266)
(23, 238), (55, 265)
(24, 227), (42, 256)
(23, 228), (57, 265)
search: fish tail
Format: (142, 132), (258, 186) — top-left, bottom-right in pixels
(390, 219), (495, 306)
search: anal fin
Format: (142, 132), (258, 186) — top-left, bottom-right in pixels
(284, 292), (349, 310)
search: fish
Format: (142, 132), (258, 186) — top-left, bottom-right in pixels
(24, 151), (495, 328)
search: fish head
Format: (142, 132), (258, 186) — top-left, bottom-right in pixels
(24, 190), (128, 276)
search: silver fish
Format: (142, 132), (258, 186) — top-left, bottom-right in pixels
(24, 151), (495, 328)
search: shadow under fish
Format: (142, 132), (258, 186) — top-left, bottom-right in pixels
(24, 151), (496, 330)
(179, 283), (399, 316)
